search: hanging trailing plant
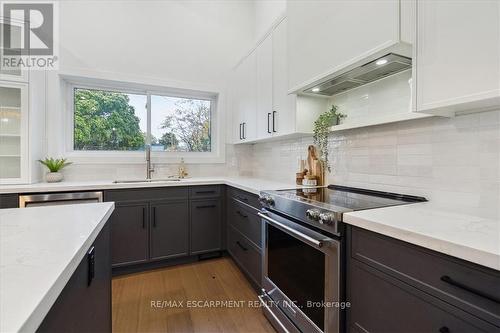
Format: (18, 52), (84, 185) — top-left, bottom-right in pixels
(313, 105), (346, 172)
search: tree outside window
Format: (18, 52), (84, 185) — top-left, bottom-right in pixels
(73, 88), (212, 153)
(152, 96), (211, 152)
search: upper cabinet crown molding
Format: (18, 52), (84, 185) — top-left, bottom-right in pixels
(414, 0), (500, 116)
(287, 0), (414, 95)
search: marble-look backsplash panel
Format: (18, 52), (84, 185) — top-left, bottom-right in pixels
(232, 110), (500, 218)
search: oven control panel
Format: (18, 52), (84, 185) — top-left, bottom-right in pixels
(259, 192), (341, 236)
(259, 195), (275, 206)
(305, 209), (320, 220)
(306, 209), (335, 225)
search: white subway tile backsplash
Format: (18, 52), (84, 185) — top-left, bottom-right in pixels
(397, 143), (433, 155)
(397, 154), (433, 166)
(235, 109), (500, 217)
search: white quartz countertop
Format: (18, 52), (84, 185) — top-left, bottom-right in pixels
(0, 176), (298, 196)
(0, 202), (115, 333)
(1, 177), (499, 272)
(344, 202), (500, 271)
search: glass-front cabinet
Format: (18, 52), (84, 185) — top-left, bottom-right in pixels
(0, 19), (29, 82)
(0, 82), (28, 183)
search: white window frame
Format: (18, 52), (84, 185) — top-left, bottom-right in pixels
(64, 78), (224, 164)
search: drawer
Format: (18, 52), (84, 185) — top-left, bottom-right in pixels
(228, 199), (262, 249)
(0, 194), (18, 208)
(227, 186), (260, 210)
(227, 225), (262, 288)
(105, 187), (188, 202)
(189, 185), (221, 199)
(351, 227), (500, 326)
(348, 259), (498, 333)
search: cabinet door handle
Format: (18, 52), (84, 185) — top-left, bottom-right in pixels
(242, 122), (246, 139)
(236, 241), (248, 251)
(142, 207), (146, 229)
(440, 275), (500, 304)
(87, 246), (95, 286)
(152, 207), (156, 227)
(239, 123), (242, 140)
(272, 111), (277, 132)
(439, 327), (450, 333)
(267, 113), (271, 134)
(196, 204), (216, 209)
(236, 210), (248, 218)
(196, 190), (216, 194)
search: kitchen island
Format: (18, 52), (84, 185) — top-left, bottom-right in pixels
(0, 202), (115, 332)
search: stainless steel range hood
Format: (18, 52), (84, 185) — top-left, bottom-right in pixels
(304, 53), (412, 96)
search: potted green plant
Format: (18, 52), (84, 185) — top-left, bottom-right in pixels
(38, 158), (72, 183)
(313, 105), (346, 172)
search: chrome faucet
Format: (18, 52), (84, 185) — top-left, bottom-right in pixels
(145, 145), (154, 179)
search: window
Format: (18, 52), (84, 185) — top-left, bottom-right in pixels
(151, 95), (211, 152)
(74, 88), (147, 151)
(71, 86), (214, 154)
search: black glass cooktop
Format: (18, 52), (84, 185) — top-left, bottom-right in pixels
(275, 185), (426, 212)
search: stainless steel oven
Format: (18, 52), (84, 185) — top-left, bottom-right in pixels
(258, 209), (341, 333)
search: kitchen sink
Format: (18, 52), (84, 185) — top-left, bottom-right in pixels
(113, 178), (181, 184)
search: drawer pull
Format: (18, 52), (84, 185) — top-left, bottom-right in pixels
(440, 275), (500, 304)
(196, 204), (216, 209)
(439, 327), (450, 333)
(236, 241), (248, 251)
(236, 210), (248, 218)
(235, 196), (249, 202)
(196, 190), (216, 194)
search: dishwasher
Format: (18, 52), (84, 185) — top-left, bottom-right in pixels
(19, 191), (103, 207)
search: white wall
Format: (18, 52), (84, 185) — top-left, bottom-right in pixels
(45, 0), (257, 179)
(254, 0), (286, 40)
(58, 0), (256, 86)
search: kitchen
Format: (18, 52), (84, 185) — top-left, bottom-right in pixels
(0, 0), (499, 332)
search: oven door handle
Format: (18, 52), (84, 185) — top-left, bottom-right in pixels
(258, 212), (334, 249)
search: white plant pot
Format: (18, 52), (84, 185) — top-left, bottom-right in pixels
(46, 172), (63, 183)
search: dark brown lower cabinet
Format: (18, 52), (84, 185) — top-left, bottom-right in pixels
(227, 225), (262, 287)
(348, 259), (497, 333)
(225, 187), (262, 289)
(190, 199), (222, 254)
(150, 200), (189, 260)
(110, 202), (149, 267)
(105, 186), (220, 271)
(37, 222), (111, 332)
(347, 226), (500, 332)
(0, 194), (18, 208)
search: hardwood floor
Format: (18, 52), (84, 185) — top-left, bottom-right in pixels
(112, 257), (276, 333)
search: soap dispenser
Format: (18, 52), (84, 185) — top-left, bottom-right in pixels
(178, 158), (188, 179)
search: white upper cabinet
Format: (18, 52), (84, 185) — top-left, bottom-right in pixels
(272, 17), (296, 136)
(415, 0), (500, 115)
(0, 20), (29, 83)
(233, 50), (257, 142)
(256, 34), (273, 139)
(287, 0), (412, 93)
(232, 17), (327, 144)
